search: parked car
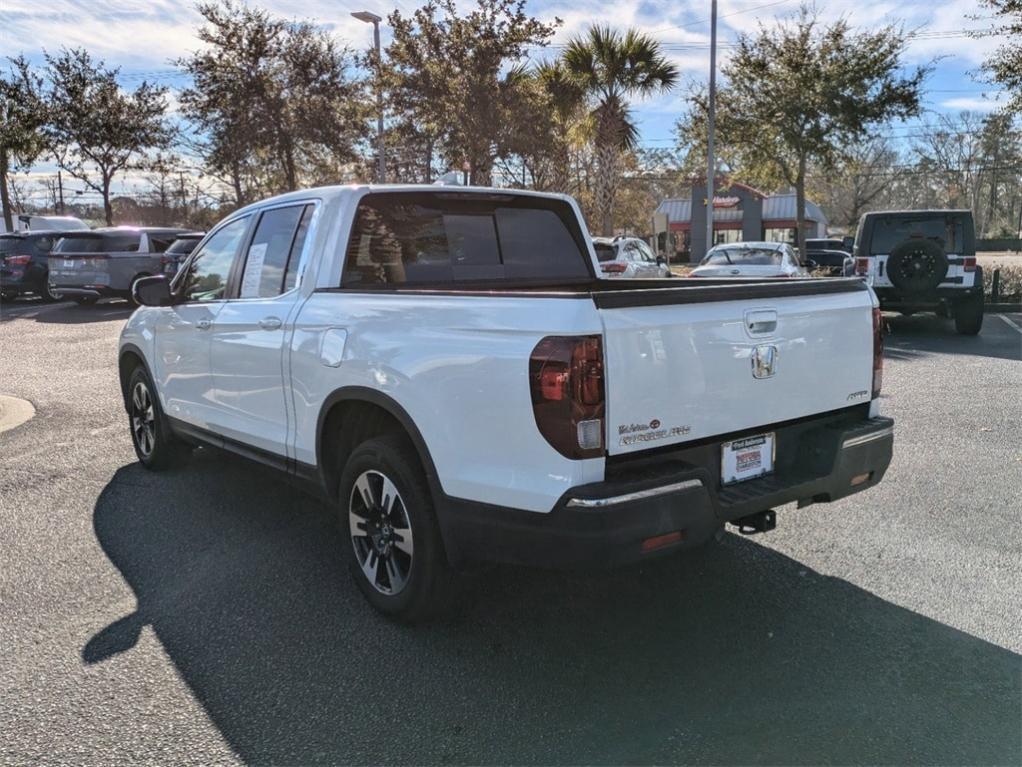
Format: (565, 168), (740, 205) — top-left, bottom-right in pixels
(593, 236), (671, 278)
(805, 236), (853, 254)
(852, 209), (983, 334)
(0, 230), (78, 302)
(120, 185), (893, 620)
(805, 248), (854, 277)
(48, 226), (191, 305)
(0, 214), (89, 234)
(689, 241), (807, 279)
(160, 232), (206, 276)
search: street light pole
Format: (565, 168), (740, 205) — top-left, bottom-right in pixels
(705, 0), (718, 253)
(352, 11), (386, 184)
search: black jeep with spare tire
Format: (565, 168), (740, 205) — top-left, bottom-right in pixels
(851, 209), (984, 334)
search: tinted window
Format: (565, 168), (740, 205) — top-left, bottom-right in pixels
(34, 236), (55, 253)
(166, 237), (202, 255)
(54, 233), (141, 253)
(283, 206), (314, 293)
(593, 243), (617, 262)
(239, 205), (307, 298)
(342, 193), (591, 286)
(0, 237), (29, 255)
(176, 217), (249, 302)
(704, 247), (783, 266)
(869, 215), (966, 255)
(148, 235), (179, 253)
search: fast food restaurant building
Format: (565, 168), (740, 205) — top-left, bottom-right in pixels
(655, 179), (829, 262)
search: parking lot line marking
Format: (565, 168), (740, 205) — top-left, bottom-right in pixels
(998, 314), (1022, 334)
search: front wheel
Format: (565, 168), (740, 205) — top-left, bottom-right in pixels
(126, 366), (190, 469)
(339, 435), (453, 622)
(954, 293), (984, 335)
(40, 272), (62, 302)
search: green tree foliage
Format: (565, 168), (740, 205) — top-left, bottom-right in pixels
(382, 0), (559, 185)
(0, 56), (46, 231)
(563, 26), (678, 236)
(974, 0), (1022, 112)
(44, 49), (171, 225)
(178, 0), (369, 203)
(678, 6), (927, 250)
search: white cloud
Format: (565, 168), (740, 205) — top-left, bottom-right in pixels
(940, 95), (1005, 111)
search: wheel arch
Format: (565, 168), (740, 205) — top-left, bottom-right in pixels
(118, 343), (153, 413)
(316, 387), (442, 505)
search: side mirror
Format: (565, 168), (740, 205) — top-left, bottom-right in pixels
(804, 259), (818, 270)
(656, 256), (666, 266)
(132, 275), (173, 307)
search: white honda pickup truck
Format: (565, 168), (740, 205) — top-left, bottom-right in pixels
(119, 185), (894, 620)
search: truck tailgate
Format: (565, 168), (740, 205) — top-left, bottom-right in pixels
(595, 279), (875, 455)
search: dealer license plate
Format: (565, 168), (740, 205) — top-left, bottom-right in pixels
(63, 259), (76, 268)
(721, 433), (774, 485)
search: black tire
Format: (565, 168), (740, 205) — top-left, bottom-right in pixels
(125, 365), (191, 470)
(953, 292), (984, 335)
(887, 238), (949, 294)
(40, 273), (62, 303)
(74, 297), (97, 306)
(339, 434), (453, 622)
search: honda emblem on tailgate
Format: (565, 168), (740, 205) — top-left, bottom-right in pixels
(751, 344), (778, 379)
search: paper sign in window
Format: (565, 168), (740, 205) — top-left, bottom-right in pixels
(241, 243), (268, 298)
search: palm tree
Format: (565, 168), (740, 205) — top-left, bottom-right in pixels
(534, 60), (585, 193)
(563, 26), (678, 235)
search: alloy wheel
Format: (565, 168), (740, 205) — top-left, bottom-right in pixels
(130, 381), (156, 457)
(348, 469), (414, 595)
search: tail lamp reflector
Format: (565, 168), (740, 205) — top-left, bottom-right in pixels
(529, 335), (605, 459)
(963, 256), (977, 272)
(601, 263), (627, 274)
(855, 258), (870, 275)
(872, 307), (884, 398)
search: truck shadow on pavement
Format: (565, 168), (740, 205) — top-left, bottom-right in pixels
(0, 299), (133, 325)
(88, 451), (1021, 766)
(883, 313), (1022, 362)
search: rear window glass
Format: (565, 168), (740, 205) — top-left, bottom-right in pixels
(869, 215), (966, 255)
(594, 243), (617, 262)
(54, 234), (141, 253)
(341, 193), (591, 286)
(0, 237), (30, 255)
(704, 247), (783, 266)
(166, 237), (202, 255)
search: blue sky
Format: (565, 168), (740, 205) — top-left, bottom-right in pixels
(0, 0), (1007, 195)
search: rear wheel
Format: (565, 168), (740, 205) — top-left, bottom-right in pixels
(126, 366), (190, 469)
(954, 293), (984, 335)
(339, 435), (453, 622)
(41, 273), (61, 302)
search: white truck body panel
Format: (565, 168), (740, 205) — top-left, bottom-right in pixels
(599, 290), (875, 455)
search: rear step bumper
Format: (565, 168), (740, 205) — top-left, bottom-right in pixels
(438, 415), (893, 569)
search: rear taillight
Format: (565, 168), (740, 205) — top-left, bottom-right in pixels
(855, 258), (870, 276)
(601, 263), (627, 274)
(529, 335), (605, 459)
(963, 256), (976, 272)
(872, 307), (884, 398)
(6, 255), (30, 266)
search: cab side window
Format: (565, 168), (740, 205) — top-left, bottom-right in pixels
(238, 204), (312, 298)
(176, 217), (249, 302)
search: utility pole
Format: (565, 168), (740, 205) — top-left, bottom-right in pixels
(705, 0), (718, 254)
(57, 171), (65, 215)
(352, 11), (386, 184)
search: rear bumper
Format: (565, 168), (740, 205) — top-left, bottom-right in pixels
(438, 412), (894, 569)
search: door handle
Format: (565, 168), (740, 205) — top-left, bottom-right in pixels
(196, 318), (212, 330)
(259, 316), (282, 331)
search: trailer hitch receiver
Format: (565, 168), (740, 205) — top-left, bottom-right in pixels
(732, 509), (776, 535)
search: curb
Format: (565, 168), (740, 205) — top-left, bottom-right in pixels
(0, 395), (36, 434)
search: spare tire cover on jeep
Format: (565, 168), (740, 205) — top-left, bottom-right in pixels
(886, 238), (949, 294)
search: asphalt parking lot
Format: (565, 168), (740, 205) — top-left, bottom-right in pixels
(1, 298), (1020, 766)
